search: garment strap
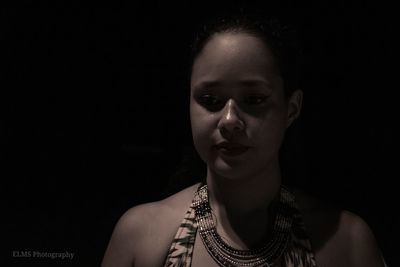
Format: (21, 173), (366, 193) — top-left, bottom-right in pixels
(164, 206), (198, 267)
(164, 185), (317, 267)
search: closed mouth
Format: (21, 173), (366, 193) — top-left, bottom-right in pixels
(214, 142), (250, 156)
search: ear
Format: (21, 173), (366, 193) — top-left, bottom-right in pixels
(286, 89), (303, 128)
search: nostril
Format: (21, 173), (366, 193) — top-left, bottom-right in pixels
(233, 122), (244, 131)
(217, 99), (245, 132)
(218, 117), (245, 133)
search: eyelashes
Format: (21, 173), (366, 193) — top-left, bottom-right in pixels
(195, 94), (269, 110)
(197, 94), (222, 106)
(245, 95), (269, 105)
(196, 94), (224, 112)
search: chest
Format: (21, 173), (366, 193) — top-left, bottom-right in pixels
(191, 231), (219, 267)
(312, 242), (352, 267)
(134, 221), (179, 267)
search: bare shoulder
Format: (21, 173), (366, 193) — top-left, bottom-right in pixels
(293, 188), (384, 267)
(101, 183), (200, 267)
(338, 210), (385, 267)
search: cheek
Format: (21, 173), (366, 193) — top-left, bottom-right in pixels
(190, 107), (215, 159)
(251, 113), (287, 151)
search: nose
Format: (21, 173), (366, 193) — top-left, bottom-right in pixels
(217, 99), (245, 134)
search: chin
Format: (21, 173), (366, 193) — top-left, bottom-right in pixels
(209, 157), (252, 181)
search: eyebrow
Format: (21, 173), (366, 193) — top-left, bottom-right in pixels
(193, 81), (221, 90)
(239, 79), (271, 87)
(193, 79), (271, 90)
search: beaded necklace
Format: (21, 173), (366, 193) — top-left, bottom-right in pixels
(192, 184), (296, 267)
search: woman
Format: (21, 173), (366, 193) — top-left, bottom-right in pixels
(102, 14), (385, 267)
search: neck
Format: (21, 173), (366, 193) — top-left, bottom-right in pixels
(205, 158), (282, 248)
(206, 159), (281, 216)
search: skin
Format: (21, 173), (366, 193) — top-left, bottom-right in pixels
(101, 32), (385, 267)
(189, 32), (302, 249)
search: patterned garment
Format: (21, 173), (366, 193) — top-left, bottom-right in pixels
(164, 185), (317, 267)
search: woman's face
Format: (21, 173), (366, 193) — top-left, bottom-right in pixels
(190, 32), (301, 179)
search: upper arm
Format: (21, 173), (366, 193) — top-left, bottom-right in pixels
(101, 186), (198, 267)
(347, 212), (385, 267)
(101, 207), (145, 267)
(297, 194), (385, 267)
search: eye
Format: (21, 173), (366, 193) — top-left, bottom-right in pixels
(245, 95), (269, 105)
(197, 94), (223, 107)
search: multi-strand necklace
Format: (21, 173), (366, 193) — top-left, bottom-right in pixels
(192, 184), (296, 267)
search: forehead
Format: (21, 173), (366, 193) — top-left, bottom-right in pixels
(205, 32), (270, 54)
(191, 32), (280, 88)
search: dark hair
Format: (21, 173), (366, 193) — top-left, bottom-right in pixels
(190, 13), (304, 98)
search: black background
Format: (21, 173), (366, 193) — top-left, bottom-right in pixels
(2, 2), (397, 266)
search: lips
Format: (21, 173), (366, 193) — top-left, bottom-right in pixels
(214, 142), (250, 156)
